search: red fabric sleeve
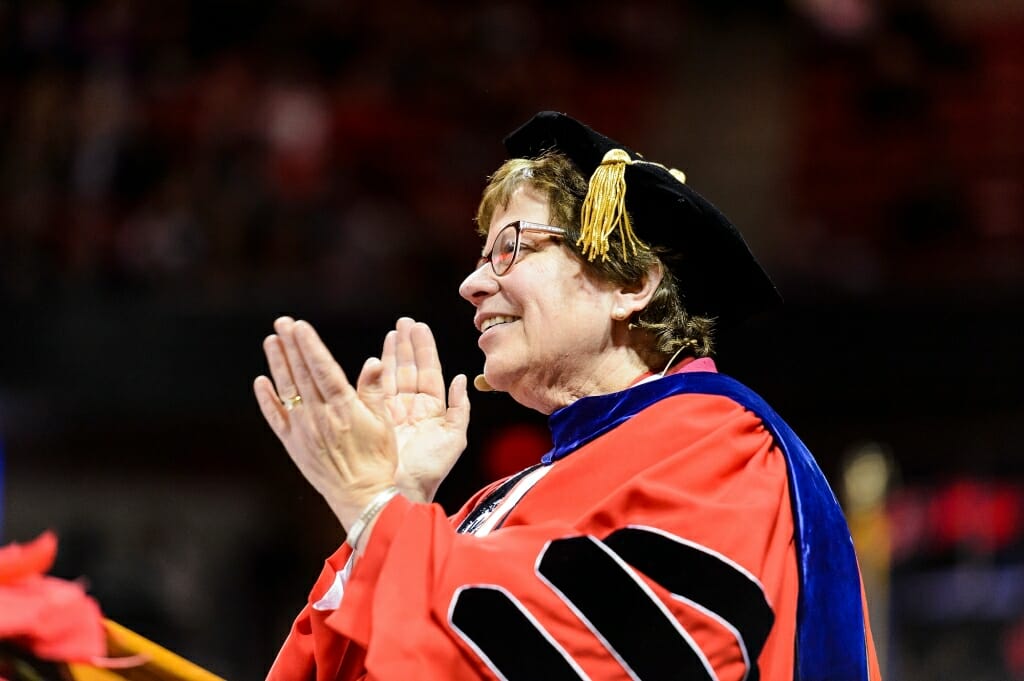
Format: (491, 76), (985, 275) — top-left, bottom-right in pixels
(266, 479), (511, 681)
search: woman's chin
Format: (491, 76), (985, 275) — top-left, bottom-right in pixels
(479, 361), (521, 394)
(479, 370), (509, 393)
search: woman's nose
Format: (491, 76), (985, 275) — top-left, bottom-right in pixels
(458, 263), (498, 305)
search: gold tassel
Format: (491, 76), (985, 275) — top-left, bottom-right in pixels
(578, 149), (644, 262)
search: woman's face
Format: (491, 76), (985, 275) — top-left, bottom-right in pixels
(459, 185), (624, 412)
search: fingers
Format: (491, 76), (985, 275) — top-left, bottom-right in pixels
(254, 375), (289, 435)
(274, 317), (322, 403)
(394, 317), (418, 395)
(292, 320), (353, 403)
(264, 316), (448, 418)
(380, 330), (398, 396)
(393, 317), (446, 398)
(410, 322), (445, 398)
(263, 334), (298, 402)
(356, 356), (390, 419)
(446, 373), (471, 431)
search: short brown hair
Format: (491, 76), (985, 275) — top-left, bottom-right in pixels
(476, 152), (715, 368)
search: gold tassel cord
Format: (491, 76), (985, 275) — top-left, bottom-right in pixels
(635, 159), (687, 185)
(578, 149), (644, 262)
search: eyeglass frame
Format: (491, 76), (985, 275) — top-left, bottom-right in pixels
(476, 220), (568, 276)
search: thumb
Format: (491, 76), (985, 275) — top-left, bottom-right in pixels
(357, 357), (390, 420)
(445, 374), (471, 431)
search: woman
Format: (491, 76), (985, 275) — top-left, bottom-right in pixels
(256, 112), (881, 681)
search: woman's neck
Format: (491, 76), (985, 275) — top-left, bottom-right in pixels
(510, 349), (653, 415)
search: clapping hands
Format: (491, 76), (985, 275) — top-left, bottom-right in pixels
(254, 317), (470, 534)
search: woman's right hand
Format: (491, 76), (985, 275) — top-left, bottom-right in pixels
(254, 318), (400, 532)
(381, 318), (470, 502)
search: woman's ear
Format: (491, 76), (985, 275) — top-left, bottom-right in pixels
(613, 261), (663, 318)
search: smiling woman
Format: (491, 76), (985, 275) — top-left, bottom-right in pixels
(257, 112), (882, 681)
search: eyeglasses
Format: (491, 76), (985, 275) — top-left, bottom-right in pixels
(477, 220), (567, 276)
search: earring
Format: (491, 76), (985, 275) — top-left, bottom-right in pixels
(613, 307), (627, 321)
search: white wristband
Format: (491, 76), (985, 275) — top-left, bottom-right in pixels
(346, 486), (400, 550)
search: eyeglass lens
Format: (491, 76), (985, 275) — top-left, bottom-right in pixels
(491, 223), (520, 275)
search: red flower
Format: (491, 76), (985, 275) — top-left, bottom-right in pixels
(0, 531), (106, 663)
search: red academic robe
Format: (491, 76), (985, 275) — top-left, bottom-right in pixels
(268, 376), (880, 680)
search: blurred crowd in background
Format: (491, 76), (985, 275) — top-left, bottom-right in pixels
(1, 0), (1022, 679)
(0, 0), (686, 310)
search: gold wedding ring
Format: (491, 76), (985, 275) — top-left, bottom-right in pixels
(283, 394), (303, 411)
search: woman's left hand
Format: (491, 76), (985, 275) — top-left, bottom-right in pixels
(254, 317), (398, 531)
(380, 318), (470, 503)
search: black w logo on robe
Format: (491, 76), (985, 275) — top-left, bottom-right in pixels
(449, 526), (774, 681)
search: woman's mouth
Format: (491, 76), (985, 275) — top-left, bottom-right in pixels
(481, 315), (520, 333)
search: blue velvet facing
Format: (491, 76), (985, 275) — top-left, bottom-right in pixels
(545, 371), (869, 681)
